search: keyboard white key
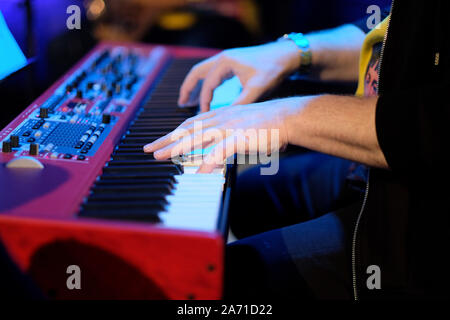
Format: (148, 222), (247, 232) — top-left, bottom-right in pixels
(159, 168), (226, 232)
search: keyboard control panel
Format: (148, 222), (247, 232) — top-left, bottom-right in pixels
(1, 46), (165, 161)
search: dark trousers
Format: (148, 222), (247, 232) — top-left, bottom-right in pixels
(225, 152), (366, 299)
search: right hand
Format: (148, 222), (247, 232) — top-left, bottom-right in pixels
(178, 41), (302, 112)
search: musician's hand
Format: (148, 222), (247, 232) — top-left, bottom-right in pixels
(144, 98), (300, 173)
(178, 41), (301, 112)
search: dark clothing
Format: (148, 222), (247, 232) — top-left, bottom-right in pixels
(228, 0), (450, 299)
(358, 0), (450, 298)
(226, 153), (364, 299)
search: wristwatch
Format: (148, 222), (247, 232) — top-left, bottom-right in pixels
(278, 32), (312, 74)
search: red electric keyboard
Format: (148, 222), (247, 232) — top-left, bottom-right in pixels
(0, 42), (234, 299)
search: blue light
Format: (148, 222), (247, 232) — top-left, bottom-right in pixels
(0, 11), (27, 81)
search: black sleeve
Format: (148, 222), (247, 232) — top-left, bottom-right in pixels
(376, 83), (450, 176)
(351, 5), (391, 34)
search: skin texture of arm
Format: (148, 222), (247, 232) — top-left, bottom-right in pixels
(306, 24), (366, 82)
(177, 23), (366, 111)
(284, 95), (387, 168)
(144, 95), (388, 172)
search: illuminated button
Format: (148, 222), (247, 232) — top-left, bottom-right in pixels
(43, 122), (51, 129)
(80, 134), (89, 143)
(50, 152), (59, 159)
(44, 143), (55, 152)
(44, 144), (54, 152)
(34, 130), (42, 138)
(70, 115), (79, 123)
(87, 136), (97, 144)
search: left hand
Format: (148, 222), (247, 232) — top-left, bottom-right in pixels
(143, 98), (300, 173)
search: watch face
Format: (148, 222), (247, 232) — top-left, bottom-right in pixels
(297, 38), (310, 48)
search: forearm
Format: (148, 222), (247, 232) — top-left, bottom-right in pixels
(305, 24), (366, 82)
(285, 95), (388, 168)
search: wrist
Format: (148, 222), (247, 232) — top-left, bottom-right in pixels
(275, 40), (303, 74)
(278, 33), (313, 75)
(283, 96), (316, 146)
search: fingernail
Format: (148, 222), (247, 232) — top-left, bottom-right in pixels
(143, 144), (153, 152)
(154, 151), (162, 159)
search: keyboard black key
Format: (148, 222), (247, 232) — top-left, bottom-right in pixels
(95, 177), (176, 186)
(108, 159), (177, 166)
(100, 171), (179, 179)
(103, 164), (182, 174)
(122, 137), (163, 144)
(124, 133), (172, 139)
(128, 127), (178, 133)
(81, 201), (166, 211)
(111, 153), (158, 160)
(115, 143), (148, 149)
(91, 184), (172, 194)
(87, 192), (170, 202)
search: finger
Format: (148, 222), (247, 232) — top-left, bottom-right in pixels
(200, 63), (231, 112)
(178, 58), (215, 107)
(197, 134), (240, 173)
(143, 111), (218, 153)
(143, 127), (191, 154)
(154, 127), (226, 160)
